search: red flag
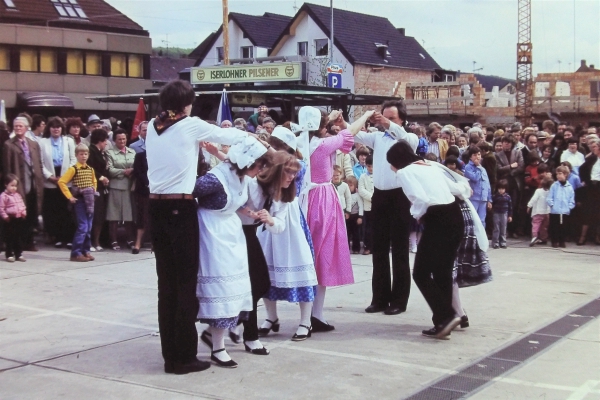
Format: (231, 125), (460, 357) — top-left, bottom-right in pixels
(131, 98), (146, 141)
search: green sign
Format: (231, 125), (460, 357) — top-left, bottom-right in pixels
(191, 63), (302, 84)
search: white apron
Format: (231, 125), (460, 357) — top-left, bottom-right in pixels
(196, 164), (253, 320)
(258, 197), (317, 288)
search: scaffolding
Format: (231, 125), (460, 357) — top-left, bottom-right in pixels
(516, 0), (533, 125)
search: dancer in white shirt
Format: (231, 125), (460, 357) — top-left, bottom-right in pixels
(387, 140), (470, 339)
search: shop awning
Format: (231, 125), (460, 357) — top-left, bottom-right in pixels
(17, 92), (74, 108)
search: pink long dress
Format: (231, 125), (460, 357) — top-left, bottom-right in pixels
(307, 129), (355, 287)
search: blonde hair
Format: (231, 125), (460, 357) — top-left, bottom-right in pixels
(75, 143), (89, 154)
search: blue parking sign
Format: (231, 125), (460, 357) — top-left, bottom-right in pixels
(327, 73), (342, 88)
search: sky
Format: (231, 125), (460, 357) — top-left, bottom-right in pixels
(105, 0), (600, 79)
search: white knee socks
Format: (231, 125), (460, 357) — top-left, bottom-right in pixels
(452, 283), (466, 317)
(209, 327), (231, 361)
(260, 298), (278, 329)
(312, 285), (327, 322)
(297, 301), (313, 335)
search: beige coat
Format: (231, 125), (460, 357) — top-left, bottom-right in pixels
(358, 172), (373, 211)
(335, 150), (354, 179)
(2, 136), (44, 214)
(107, 147), (136, 191)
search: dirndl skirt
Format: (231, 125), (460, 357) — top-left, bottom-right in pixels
(454, 200), (493, 287)
(106, 188), (133, 222)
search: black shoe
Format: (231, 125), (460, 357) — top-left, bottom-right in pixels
(559, 242), (566, 248)
(422, 326), (451, 340)
(132, 248), (140, 254)
(311, 316), (335, 332)
(257, 319), (280, 337)
(365, 304), (387, 313)
(291, 324), (312, 341)
(492, 244), (499, 249)
(200, 330), (212, 348)
(229, 330), (241, 344)
(211, 349), (237, 368)
(244, 342), (270, 355)
(500, 245), (507, 249)
(166, 358), (211, 374)
(436, 316), (462, 338)
(460, 315), (469, 329)
(384, 305), (406, 315)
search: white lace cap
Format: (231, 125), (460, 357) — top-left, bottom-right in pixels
(271, 126), (297, 150)
(298, 106), (322, 132)
(227, 136), (267, 169)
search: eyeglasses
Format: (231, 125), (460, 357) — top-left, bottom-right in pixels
(284, 169), (298, 178)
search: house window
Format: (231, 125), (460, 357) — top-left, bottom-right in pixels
(85, 52), (101, 75)
(216, 47), (224, 63)
(66, 50), (84, 74)
(50, 0), (87, 19)
(444, 74), (455, 82)
(128, 54), (143, 78)
(20, 48), (38, 72)
(298, 41), (308, 56)
(315, 39), (328, 57)
(240, 46), (253, 59)
(0, 46), (9, 70)
(110, 53), (127, 77)
(591, 81), (600, 99)
(4, 0), (16, 8)
(40, 49), (57, 72)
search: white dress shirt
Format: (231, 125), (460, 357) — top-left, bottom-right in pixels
(146, 116), (246, 194)
(396, 161), (471, 219)
(354, 122), (418, 190)
(560, 150), (585, 171)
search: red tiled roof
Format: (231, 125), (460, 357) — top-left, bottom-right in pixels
(0, 0), (147, 35)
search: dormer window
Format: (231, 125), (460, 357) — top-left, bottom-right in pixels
(50, 0), (88, 19)
(4, 0), (16, 8)
(374, 43), (391, 58)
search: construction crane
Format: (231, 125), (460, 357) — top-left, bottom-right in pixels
(516, 0), (533, 125)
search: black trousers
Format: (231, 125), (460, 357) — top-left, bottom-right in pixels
(362, 210), (372, 251)
(370, 187), (411, 309)
(43, 188), (74, 243)
(413, 200), (464, 326)
(24, 190), (38, 245)
(242, 225), (271, 342)
(346, 214), (361, 253)
(4, 216), (24, 258)
(149, 199), (199, 364)
(549, 214), (568, 244)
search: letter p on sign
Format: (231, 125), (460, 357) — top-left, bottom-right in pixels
(328, 73), (342, 88)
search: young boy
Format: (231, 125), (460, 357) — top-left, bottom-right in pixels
(345, 176), (364, 254)
(58, 144), (97, 262)
(464, 145), (492, 228)
(546, 166), (575, 248)
(527, 176), (553, 246)
(491, 179), (512, 249)
(560, 161), (582, 190)
(444, 155), (464, 176)
(358, 155), (374, 255)
(352, 147), (370, 179)
(332, 165), (352, 216)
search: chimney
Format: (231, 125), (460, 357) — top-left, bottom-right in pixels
(581, 59), (587, 68)
(397, 28), (405, 36)
(591, 64), (595, 69)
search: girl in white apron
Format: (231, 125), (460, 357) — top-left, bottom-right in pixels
(194, 137), (270, 368)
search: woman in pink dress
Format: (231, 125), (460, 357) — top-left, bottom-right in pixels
(302, 107), (354, 332)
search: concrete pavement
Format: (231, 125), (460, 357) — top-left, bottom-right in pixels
(1, 239), (599, 399)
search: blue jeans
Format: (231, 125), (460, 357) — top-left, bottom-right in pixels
(72, 199), (93, 257)
(471, 199), (488, 228)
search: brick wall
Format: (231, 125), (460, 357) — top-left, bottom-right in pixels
(353, 64), (432, 98)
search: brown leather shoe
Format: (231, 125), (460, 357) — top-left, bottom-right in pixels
(84, 253), (95, 261)
(70, 255), (89, 262)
